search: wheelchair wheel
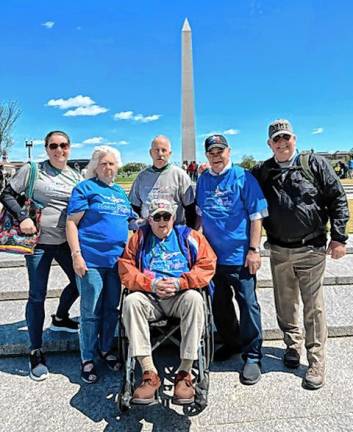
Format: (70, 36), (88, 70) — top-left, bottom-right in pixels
(194, 370), (209, 410)
(117, 368), (135, 412)
(203, 291), (214, 368)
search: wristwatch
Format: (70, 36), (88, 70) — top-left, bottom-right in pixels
(248, 246), (260, 253)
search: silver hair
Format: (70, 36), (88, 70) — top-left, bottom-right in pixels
(85, 145), (123, 179)
(150, 135), (171, 149)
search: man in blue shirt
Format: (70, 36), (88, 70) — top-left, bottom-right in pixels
(196, 134), (268, 385)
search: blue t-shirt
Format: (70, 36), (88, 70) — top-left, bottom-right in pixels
(142, 229), (189, 279)
(68, 178), (135, 268)
(196, 165), (268, 265)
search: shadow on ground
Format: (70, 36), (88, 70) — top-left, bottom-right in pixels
(0, 327), (308, 431)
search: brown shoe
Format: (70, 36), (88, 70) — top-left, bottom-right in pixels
(172, 371), (195, 405)
(132, 371), (161, 405)
(303, 363), (325, 390)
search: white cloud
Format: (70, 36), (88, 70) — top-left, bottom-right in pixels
(134, 114), (161, 123)
(42, 21), (55, 29)
(47, 95), (108, 117)
(64, 105), (108, 117)
(199, 129), (240, 138)
(114, 110), (161, 123)
(32, 139), (44, 146)
(70, 143), (84, 149)
(117, 140), (128, 145)
(312, 128), (324, 135)
(114, 111), (134, 120)
(82, 136), (104, 145)
(47, 95), (95, 109)
(223, 129), (240, 136)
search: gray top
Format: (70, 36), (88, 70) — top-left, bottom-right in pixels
(10, 161), (82, 245)
(129, 164), (194, 224)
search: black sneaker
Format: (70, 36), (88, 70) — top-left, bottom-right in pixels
(240, 362), (261, 385)
(214, 344), (242, 362)
(284, 348), (300, 369)
(50, 314), (79, 333)
(29, 349), (49, 381)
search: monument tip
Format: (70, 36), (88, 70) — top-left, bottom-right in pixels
(182, 18), (191, 32)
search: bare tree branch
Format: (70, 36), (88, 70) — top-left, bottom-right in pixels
(0, 101), (22, 156)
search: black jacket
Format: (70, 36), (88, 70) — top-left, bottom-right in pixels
(251, 153), (349, 247)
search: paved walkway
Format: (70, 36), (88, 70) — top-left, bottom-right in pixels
(1, 337), (352, 432)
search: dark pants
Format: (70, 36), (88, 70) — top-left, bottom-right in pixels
(25, 242), (79, 350)
(213, 264), (263, 362)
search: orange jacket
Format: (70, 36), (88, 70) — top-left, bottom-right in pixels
(118, 226), (217, 292)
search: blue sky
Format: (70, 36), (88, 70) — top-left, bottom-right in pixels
(1, 0), (353, 165)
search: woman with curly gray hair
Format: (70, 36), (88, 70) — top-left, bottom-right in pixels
(66, 145), (135, 383)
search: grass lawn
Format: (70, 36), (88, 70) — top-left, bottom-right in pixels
(348, 200), (353, 233)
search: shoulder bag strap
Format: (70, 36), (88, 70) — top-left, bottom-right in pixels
(25, 162), (38, 200)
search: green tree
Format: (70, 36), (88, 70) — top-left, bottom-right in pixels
(121, 162), (147, 173)
(239, 154), (257, 169)
(0, 101), (21, 156)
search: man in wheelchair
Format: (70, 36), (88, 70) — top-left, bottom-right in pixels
(118, 198), (216, 405)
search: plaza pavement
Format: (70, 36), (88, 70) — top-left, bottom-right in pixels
(0, 337), (352, 432)
(0, 235), (353, 430)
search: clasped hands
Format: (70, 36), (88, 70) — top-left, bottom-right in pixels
(153, 277), (180, 299)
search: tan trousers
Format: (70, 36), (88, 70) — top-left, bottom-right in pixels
(122, 290), (205, 360)
(270, 244), (327, 366)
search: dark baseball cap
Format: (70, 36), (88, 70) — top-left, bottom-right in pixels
(204, 134), (229, 152)
(268, 119), (295, 139)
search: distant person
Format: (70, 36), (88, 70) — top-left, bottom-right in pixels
(334, 162), (343, 178)
(187, 161), (197, 181)
(339, 161), (348, 179)
(129, 135), (197, 227)
(182, 160), (188, 171)
(348, 157), (353, 179)
(252, 119), (349, 390)
(0, 131), (83, 381)
(67, 146), (136, 383)
(196, 134), (268, 386)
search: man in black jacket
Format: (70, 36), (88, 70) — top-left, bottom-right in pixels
(252, 119), (349, 390)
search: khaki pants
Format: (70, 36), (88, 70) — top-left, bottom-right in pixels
(270, 244), (327, 366)
(122, 290), (205, 360)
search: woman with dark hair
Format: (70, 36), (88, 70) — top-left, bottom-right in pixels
(0, 131), (82, 381)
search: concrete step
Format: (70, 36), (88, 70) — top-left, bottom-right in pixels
(0, 283), (352, 356)
(0, 235), (352, 268)
(1, 254), (352, 301)
(257, 254), (353, 287)
(0, 298), (80, 356)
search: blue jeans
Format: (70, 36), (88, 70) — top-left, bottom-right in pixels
(25, 242), (79, 350)
(76, 265), (121, 362)
(213, 265), (263, 362)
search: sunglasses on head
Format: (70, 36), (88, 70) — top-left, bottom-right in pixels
(272, 134), (291, 143)
(47, 142), (70, 150)
(152, 212), (172, 222)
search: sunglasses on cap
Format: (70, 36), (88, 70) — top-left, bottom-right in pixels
(272, 134), (292, 143)
(152, 212), (172, 222)
(47, 142), (70, 150)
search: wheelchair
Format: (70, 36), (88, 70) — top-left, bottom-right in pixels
(117, 286), (214, 413)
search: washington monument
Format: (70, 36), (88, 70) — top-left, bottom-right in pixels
(181, 18), (196, 163)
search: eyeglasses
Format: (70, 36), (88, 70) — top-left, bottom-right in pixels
(152, 213), (172, 222)
(272, 134), (291, 143)
(47, 142), (70, 150)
